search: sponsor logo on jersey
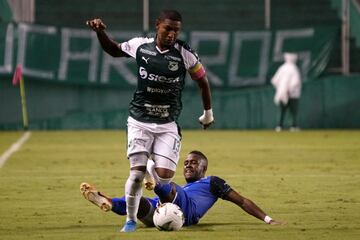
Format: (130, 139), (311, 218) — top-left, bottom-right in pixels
(144, 104), (170, 118)
(140, 48), (157, 56)
(139, 67), (148, 79)
(165, 55), (182, 62)
(139, 67), (180, 83)
(146, 87), (171, 94)
(168, 61), (179, 71)
(142, 56), (150, 64)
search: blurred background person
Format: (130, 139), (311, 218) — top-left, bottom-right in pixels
(271, 53), (302, 132)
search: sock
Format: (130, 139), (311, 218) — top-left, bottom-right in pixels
(111, 197), (127, 215)
(138, 198), (156, 227)
(154, 182), (172, 198)
(125, 170), (145, 222)
(146, 159), (159, 182)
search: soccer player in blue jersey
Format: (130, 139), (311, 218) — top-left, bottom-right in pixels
(80, 150), (284, 228)
(86, 10), (214, 232)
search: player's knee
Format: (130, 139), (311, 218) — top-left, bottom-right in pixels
(149, 171), (172, 185)
(157, 176), (172, 184)
(155, 167), (174, 182)
(128, 169), (146, 183)
(126, 170), (145, 195)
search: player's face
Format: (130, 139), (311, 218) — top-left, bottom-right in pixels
(155, 19), (181, 50)
(183, 153), (206, 183)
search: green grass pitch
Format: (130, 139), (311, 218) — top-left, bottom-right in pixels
(0, 130), (359, 240)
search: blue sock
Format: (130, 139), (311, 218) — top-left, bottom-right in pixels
(154, 182), (172, 198)
(111, 197), (127, 215)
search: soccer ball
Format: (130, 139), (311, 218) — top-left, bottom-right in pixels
(153, 203), (184, 231)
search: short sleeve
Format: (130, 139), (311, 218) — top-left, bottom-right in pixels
(209, 176), (233, 199)
(176, 43), (206, 80)
(174, 41), (200, 70)
(120, 37), (154, 58)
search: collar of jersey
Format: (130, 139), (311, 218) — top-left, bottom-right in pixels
(155, 45), (170, 54)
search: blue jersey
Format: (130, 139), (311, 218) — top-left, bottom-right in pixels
(152, 176), (232, 226)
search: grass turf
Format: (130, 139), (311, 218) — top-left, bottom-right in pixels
(0, 130), (359, 240)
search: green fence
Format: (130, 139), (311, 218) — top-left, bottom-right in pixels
(331, 0), (360, 47)
(0, 0), (12, 22)
(1, 22), (358, 130)
(1, 74), (360, 130)
(35, 0), (340, 30)
(0, 23), (337, 87)
(350, 0), (360, 47)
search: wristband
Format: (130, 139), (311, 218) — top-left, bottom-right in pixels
(204, 109), (213, 118)
(199, 109), (214, 124)
(264, 215), (272, 224)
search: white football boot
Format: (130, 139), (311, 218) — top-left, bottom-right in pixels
(143, 170), (156, 190)
(80, 182), (112, 212)
(143, 159), (156, 190)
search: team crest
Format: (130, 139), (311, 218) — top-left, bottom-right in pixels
(168, 61), (179, 71)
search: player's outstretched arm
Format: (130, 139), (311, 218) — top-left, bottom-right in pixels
(194, 75), (214, 129)
(86, 18), (126, 57)
(224, 190), (285, 225)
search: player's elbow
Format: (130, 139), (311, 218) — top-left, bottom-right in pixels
(106, 49), (123, 57)
(195, 76), (210, 89)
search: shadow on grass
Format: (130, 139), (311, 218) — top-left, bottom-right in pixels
(183, 221), (258, 231)
(34, 224), (117, 231)
(32, 221), (281, 233)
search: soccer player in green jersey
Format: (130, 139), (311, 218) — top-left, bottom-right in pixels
(87, 10), (214, 232)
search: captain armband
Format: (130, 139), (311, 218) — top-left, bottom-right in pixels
(189, 63), (206, 80)
(210, 176), (233, 199)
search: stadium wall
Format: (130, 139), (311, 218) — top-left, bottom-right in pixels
(0, 23), (338, 88)
(1, 74), (359, 130)
(1, 3), (357, 130)
(0, 0), (12, 22)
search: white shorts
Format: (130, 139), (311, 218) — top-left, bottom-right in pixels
(127, 117), (181, 171)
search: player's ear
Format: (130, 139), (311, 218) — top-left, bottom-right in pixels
(155, 19), (160, 30)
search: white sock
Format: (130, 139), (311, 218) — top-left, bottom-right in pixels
(146, 159), (158, 182)
(125, 170), (145, 222)
(146, 160), (173, 184)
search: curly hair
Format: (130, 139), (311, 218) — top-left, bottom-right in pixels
(158, 10), (182, 22)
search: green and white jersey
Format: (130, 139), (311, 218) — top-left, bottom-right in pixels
(121, 37), (202, 124)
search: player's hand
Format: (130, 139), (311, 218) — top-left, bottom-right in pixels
(198, 109), (214, 129)
(86, 18), (107, 32)
(269, 219), (286, 225)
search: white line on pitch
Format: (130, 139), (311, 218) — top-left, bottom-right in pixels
(0, 131), (32, 168)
